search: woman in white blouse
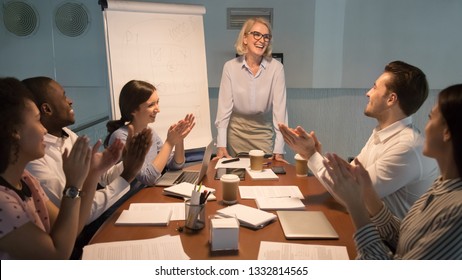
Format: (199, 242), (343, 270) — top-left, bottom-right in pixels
(215, 17), (288, 161)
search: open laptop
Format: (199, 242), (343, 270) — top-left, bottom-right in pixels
(277, 211), (339, 239)
(155, 140), (214, 186)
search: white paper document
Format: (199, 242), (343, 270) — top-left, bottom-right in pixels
(215, 157), (250, 169)
(163, 182), (216, 201)
(258, 241), (349, 260)
(115, 208), (172, 226)
(128, 203), (185, 221)
(246, 168), (279, 180)
(239, 185), (304, 199)
(255, 197), (305, 210)
(82, 235), (190, 260)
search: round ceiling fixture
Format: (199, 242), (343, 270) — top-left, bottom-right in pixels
(55, 2), (89, 37)
(3, 1), (38, 37)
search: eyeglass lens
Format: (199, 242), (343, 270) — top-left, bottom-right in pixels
(249, 31), (271, 42)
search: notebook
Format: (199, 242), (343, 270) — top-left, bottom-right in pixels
(217, 204), (277, 229)
(115, 208), (172, 226)
(163, 182), (216, 201)
(156, 140), (214, 186)
(246, 168), (279, 180)
(277, 211), (339, 239)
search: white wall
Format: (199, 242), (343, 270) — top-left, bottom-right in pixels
(151, 0), (462, 89)
(0, 0), (110, 130)
(0, 0), (459, 160)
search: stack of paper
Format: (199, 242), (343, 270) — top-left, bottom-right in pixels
(239, 185), (304, 199)
(258, 241), (349, 260)
(128, 203), (185, 221)
(163, 182), (216, 200)
(255, 197), (305, 210)
(115, 207), (172, 226)
(246, 168), (279, 180)
(215, 157), (250, 169)
(238, 185), (306, 210)
(216, 204), (277, 229)
(82, 235), (190, 260)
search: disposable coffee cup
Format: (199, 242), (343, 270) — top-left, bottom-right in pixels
(294, 153), (308, 177)
(249, 149), (265, 171)
(220, 174), (239, 205)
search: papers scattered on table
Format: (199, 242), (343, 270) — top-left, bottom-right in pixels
(239, 185), (304, 199)
(128, 203), (185, 221)
(215, 157), (250, 169)
(115, 208), (172, 226)
(216, 204), (277, 229)
(82, 235), (190, 260)
(255, 197), (305, 210)
(257, 241), (349, 260)
(163, 182), (216, 201)
(246, 168), (279, 180)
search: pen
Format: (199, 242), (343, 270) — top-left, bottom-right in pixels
(222, 158), (240, 164)
(200, 190), (208, 204)
(204, 191), (212, 201)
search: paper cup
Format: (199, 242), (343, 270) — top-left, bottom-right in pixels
(220, 174), (239, 204)
(249, 149), (265, 171)
(294, 153), (308, 177)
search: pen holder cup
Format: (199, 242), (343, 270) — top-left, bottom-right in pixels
(185, 199), (205, 230)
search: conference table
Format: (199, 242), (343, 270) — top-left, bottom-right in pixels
(89, 160), (357, 259)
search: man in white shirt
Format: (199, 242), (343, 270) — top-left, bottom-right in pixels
(23, 77), (151, 223)
(279, 61), (438, 219)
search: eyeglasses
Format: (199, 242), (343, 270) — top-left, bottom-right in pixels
(247, 31), (272, 42)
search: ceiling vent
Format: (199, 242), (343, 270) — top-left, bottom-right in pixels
(227, 8), (273, 30)
(54, 2), (89, 37)
(2, 1), (39, 37)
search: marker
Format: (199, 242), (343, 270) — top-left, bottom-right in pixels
(222, 158), (240, 164)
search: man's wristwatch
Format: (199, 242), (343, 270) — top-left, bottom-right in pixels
(62, 186), (81, 199)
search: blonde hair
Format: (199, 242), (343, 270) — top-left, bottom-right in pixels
(235, 17), (273, 57)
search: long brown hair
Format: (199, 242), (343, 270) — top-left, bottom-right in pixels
(105, 80), (156, 146)
(0, 77), (33, 173)
(438, 84), (462, 177)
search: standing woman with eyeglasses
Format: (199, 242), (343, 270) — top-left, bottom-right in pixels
(215, 17), (288, 161)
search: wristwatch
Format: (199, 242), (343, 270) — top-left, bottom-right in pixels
(62, 186), (81, 199)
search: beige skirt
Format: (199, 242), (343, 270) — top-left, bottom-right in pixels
(227, 112), (273, 157)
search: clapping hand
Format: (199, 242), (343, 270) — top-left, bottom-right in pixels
(166, 113), (196, 145)
(91, 138), (124, 175)
(62, 136), (92, 189)
(321, 153), (367, 208)
(278, 124), (320, 160)
(121, 124), (153, 182)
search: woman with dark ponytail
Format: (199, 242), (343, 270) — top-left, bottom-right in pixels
(105, 80), (195, 186)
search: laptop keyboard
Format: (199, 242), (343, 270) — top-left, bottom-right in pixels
(174, 171), (199, 184)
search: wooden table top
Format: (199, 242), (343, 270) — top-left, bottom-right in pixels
(89, 159), (357, 259)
